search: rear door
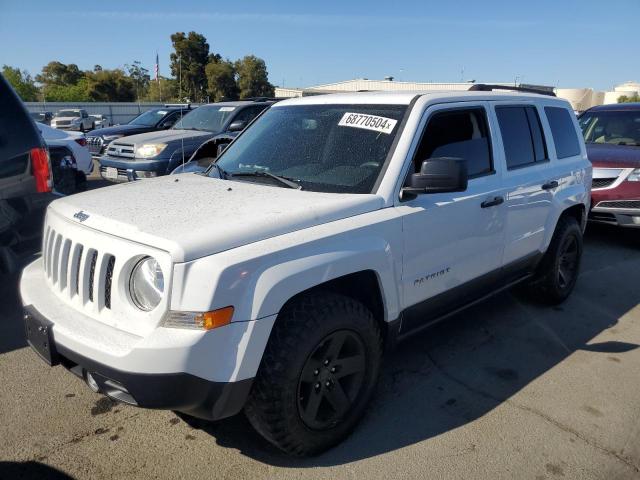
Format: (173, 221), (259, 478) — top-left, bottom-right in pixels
(490, 102), (556, 266)
(399, 101), (507, 332)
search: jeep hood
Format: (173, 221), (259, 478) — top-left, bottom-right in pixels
(48, 174), (383, 262)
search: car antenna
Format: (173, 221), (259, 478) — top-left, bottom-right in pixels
(180, 54), (185, 171)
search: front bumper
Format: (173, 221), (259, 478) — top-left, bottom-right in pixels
(99, 155), (170, 182)
(589, 201), (640, 227)
(19, 258), (275, 420)
(23, 305), (252, 420)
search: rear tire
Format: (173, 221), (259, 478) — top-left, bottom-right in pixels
(524, 216), (583, 304)
(244, 292), (383, 456)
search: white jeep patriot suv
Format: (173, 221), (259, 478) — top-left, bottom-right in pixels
(21, 87), (591, 455)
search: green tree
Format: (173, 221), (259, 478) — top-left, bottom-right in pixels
(205, 59), (238, 101)
(85, 69), (136, 101)
(144, 77), (178, 102)
(44, 79), (91, 102)
(2, 65), (40, 101)
(169, 32), (211, 102)
(125, 60), (150, 101)
(235, 55), (274, 99)
(618, 94), (640, 103)
(36, 61), (83, 87)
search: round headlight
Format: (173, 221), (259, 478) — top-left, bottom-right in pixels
(129, 257), (164, 311)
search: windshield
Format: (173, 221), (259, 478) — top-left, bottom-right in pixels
(55, 110), (80, 118)
(129, 109), (169, 126)
(579, 110), (640, 146)
(174, 105), (235, 132)
(212, 104), (407, 194)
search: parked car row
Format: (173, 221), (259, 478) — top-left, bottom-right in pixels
(96, 99), (273, 181)
(35, 122), (93, 195)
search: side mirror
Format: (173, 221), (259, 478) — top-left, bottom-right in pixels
(217, 142), (231, 157)
(161, 122), (174, 129)
(227, 120), (247, 132)
(403, 157), (468, 195)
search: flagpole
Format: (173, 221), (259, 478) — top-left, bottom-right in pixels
(156, 51), (162, 103)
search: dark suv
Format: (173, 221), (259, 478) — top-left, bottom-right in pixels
(0, 74), (52, 272)
(86, 105), (193, 159)
(99, 100), (272, 182)
(579, 103), (640, 227)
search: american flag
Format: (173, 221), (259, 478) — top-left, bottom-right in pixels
(154, 53), (159, 82)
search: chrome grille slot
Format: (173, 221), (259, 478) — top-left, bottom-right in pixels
(59, 239), (72, 290)
(51, 234), (62, 284)
(88, 250), (98, 302)
(69, 244), (83, 297)
(42, 227), (51, 276)
(104, 255), (116, 310)
(46, 229), (56, 278)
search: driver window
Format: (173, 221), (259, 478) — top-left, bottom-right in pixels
(161, 112), (179, 128)
(413, 108), (493, 178)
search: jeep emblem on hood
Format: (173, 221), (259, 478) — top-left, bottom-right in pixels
(73, 211), (89, 222)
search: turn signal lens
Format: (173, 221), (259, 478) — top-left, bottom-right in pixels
(201, 307), (235, 330)
(161, 306), (234, 330)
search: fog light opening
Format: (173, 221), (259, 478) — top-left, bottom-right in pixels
(84, 370), (100, 393)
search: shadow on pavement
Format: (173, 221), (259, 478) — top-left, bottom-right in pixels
(0, 461), (75, 480)
(179, 224), (640, 466)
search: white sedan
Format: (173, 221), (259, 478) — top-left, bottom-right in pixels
(36, 122), (93, 175)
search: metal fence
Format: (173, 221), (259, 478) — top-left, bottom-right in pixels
(24, 102), (178, 125)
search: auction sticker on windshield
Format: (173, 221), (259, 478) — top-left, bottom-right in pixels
(219, 107), (236, 112)
(338, 112), (398, 134)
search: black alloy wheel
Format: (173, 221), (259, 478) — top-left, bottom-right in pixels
(297, 329), (366, 430)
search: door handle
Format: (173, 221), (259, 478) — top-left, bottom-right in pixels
(541, 180), (559, 190)
(481, 196), (504, 208)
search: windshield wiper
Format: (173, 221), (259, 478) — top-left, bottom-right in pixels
(207, 163), (229, 179)
(231, 171), (302, 190)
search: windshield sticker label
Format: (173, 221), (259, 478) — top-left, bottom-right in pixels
(157, 110), (168, 114)
(219, 107), (236, 112)
(338, 112), (398, 134)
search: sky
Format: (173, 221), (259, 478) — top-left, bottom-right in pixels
(1, 0), (638, 91)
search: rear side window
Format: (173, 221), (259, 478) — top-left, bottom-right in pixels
(232, 105), (268, 125)
(413, 107), (493, 178)
(496, 106), (548, 169)
(545, 107), (581, 158)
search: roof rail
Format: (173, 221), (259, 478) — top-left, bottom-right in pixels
(468, 84), (556, 97)
(164, 103), (191, 108)
(242, 97), (278, 102)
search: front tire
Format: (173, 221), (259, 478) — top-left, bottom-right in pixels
(244, 292), (383, 456)
(525, 216), (583, 304)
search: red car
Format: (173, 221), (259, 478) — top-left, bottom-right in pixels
(579, 103), (640, 227)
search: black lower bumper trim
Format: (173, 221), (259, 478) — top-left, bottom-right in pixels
(24, 305), (253, 421)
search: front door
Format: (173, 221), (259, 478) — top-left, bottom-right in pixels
(399, 102), (507, 333)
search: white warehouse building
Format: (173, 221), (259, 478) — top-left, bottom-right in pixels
(275, 79), (640, 112)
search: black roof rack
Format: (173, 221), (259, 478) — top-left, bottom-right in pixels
(242, 97), (278, 102)
(468, 84), (556, 97)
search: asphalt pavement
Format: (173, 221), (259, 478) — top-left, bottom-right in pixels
(1, 175), (639, 479)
